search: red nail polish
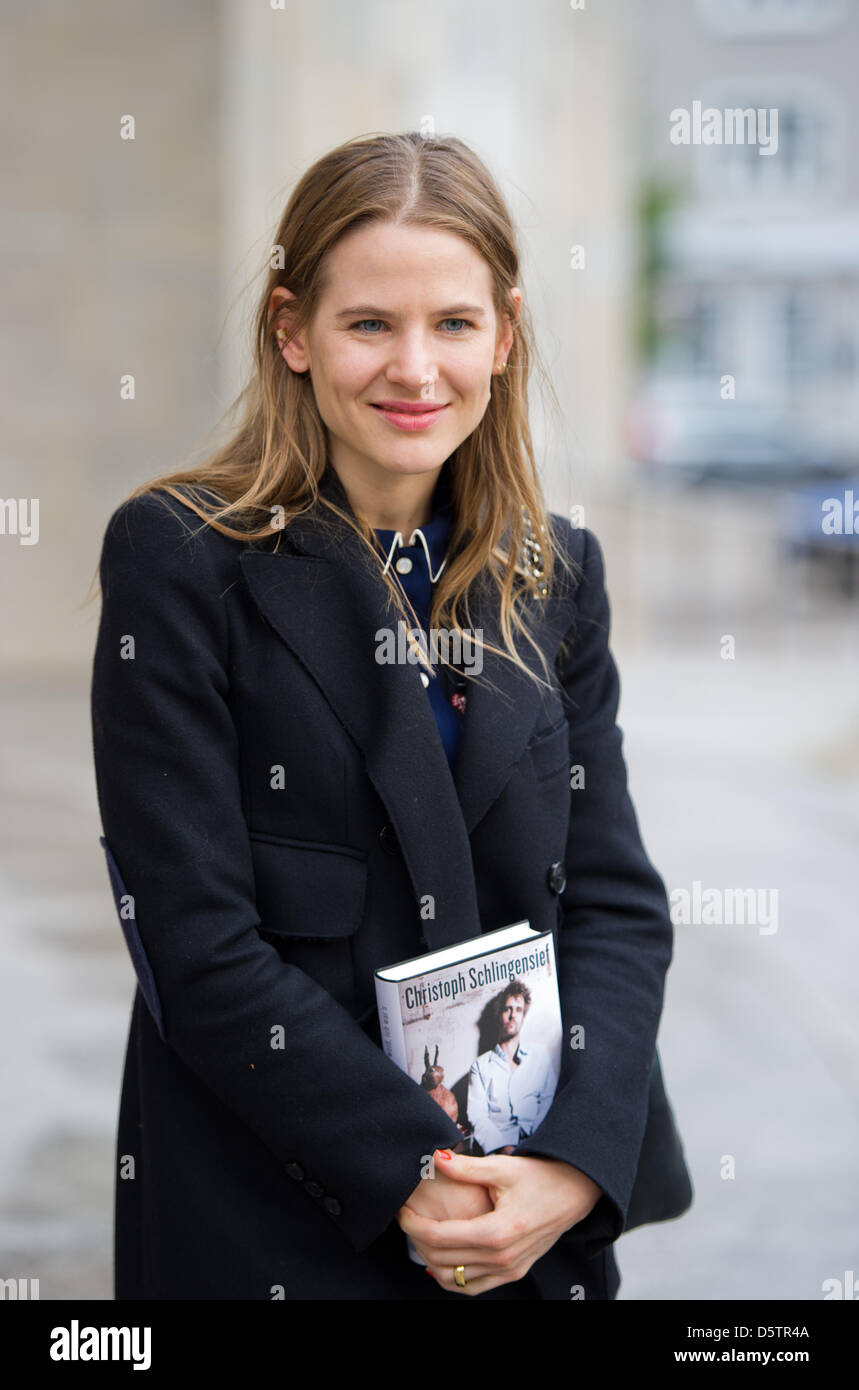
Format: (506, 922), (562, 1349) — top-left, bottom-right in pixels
(426, 1268), (436, 1278)
(436, 1149), (453, 1160)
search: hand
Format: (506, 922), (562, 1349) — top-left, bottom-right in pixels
(401, 1149), (494, 1226)
(397, 1148), (603, 1297)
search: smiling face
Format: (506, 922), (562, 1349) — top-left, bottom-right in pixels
(270, 221), (518, 496)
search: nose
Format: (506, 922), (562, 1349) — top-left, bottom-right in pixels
(383, 329), (438, 395)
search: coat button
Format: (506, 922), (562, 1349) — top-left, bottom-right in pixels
(379, 822), (401, 856)
(285, 1161), (304, 1181)
(547, 861), (567, 895)
(304, 1179), (324, 1199)
(323, 1196), (342, 1217)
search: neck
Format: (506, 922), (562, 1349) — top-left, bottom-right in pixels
(327, 456), (444, 534)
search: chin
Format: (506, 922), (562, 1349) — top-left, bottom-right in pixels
(371, 453), (450, 478)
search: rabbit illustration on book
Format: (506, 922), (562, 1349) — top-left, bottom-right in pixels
(420, 1044), (459, 1124)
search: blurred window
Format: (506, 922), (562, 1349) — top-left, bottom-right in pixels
(697, 86), (838, 201)
(657, 286), (720, 375)
(695, 0), (846, 37)
(780, 288), (856, 381)
(781, 288), (819, 379)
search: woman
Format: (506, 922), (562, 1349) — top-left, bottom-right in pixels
(91, 131), (692, 1301)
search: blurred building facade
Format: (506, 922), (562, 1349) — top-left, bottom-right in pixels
(3, 0), (637, 674)
(218, 0), (636, 517)
(6, 0), (855, 670)
(0, 0), (222, 672)
(630, 0), (859, 476)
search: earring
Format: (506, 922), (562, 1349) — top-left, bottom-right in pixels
(275, 329), (286, 345)
(495, 359), (507, 375)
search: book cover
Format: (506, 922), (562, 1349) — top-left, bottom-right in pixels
(375, 920), (563, 1265)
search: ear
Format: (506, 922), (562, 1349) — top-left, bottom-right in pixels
(268, 286), (311, 374)
(495, 285), (521, 364)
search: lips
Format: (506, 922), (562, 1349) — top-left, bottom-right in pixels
(370, 401), (450, 414)
(369, 401), (450, 432)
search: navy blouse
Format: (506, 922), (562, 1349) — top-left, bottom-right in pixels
(372, 468), (463, 771)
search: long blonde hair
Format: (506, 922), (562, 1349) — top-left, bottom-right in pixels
(105, 131), (580, 688)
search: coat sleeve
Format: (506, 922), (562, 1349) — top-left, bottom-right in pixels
(91, 492), (464, 1255)
(512, 523), (674, 1255)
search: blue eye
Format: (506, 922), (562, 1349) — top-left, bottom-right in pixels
(349, 318), (476, 335)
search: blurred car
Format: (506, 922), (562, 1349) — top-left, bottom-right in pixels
(779, 479), (859, 596)
(626, 380), (854, 487)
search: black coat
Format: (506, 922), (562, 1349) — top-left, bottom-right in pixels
(90, 468), (693, 1301)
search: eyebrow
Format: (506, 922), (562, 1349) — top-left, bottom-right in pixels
(334, 304), (488, 319)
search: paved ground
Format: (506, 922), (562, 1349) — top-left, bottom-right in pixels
(1, 611), (857, 1301)
(614, 616), (859, 1300)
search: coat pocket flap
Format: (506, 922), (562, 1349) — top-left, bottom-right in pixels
(249, 834), (368, 939)
(526, 718), (570, 782)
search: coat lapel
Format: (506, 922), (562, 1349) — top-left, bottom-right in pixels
(238, 468), (566, 951)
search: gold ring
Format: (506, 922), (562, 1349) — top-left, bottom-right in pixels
(454, 1265), (467, 1287)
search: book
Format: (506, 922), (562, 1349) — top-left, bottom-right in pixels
(374, 920), (563, 1265)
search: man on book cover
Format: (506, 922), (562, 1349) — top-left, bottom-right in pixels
(466, 979), (558, 1155)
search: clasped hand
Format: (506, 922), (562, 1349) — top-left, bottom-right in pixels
(397, 1148), (602, 1297)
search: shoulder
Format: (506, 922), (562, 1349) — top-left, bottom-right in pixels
(102, 485), (231, 554)
(99, 486), (242, 590)
(95, 488), (242, 666)
(547, 510), (604, 575)
(546, 511), (609, 615)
